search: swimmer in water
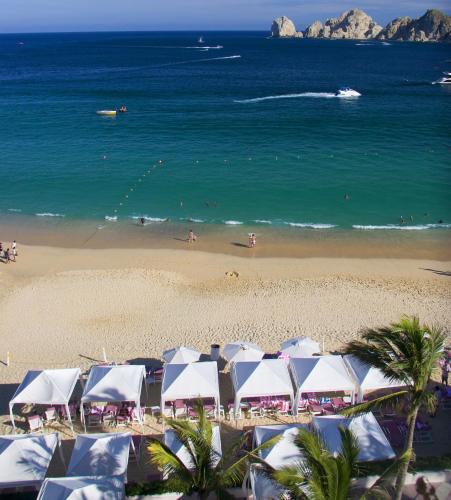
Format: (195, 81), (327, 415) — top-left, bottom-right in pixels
(140, 218), (145, 225)
(344, 194), (350, 200)
(180, 200), (183, 208)
(400, 216), (406, 225)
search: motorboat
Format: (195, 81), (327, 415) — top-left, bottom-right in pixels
(96, 110), (117, 116)
(336, 87), (361, 97)
(432, 72), (451, 84)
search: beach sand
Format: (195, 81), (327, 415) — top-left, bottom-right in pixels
(0, 245), (450, 454)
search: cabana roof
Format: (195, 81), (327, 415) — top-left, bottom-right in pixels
(254, 424), (307, 470)
(164, 426), (222, 470)
(344, 355), (406, 400)
(10, 368), (81, 406)
(37, 476), (125, 500)
(67, 432), (131, 480)
(162, 346), (201, 364)
(161, 361), (219, 404)
(81, 365), (146, 403)
(313, 413), (395, 462)
(290, 356), (355, 394)
(0, 433), (59, 489)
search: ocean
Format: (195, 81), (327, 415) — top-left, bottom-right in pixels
(0, 31), (450, 240)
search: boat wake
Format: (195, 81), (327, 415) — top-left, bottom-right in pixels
(235, 92), (337, 103)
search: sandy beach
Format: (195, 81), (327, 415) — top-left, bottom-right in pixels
(0, 244), (449, 379)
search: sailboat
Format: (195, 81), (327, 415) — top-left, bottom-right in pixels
(198, 36), (204, 44)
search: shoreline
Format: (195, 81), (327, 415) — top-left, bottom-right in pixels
(1, 215), (451, 260)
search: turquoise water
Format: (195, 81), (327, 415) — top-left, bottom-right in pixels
(0, 32), (450, 232)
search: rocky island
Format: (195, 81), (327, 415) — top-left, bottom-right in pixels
(271, 8), (450, 42)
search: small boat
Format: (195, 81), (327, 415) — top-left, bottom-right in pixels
(96, 110), (117, 116)
(336, 87), (361, 97)
(198, 36), (204, 44)
(432, 72), (451, 85)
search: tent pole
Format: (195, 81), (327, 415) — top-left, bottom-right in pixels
(57, 435), (67, 470)
(66, 403), (74, 436)
(9, 403), (16, 432)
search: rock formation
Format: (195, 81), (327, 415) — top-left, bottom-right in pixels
(320, 9), (382, 39)
(377, 9), (451, 41)
(271, 8), (450, 42)
(271, 16), (303, 38)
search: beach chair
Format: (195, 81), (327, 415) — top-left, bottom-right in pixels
(28, 414), (43, 433)
(87, 413), (102, 428)
(44, 407), (58, 424)
(174, 400), (187, 419)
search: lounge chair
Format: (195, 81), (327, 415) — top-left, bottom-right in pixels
(28, 414), (43, 433)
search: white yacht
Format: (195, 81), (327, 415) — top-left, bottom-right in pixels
(336, 87), (361, 97)
(432, 72), (451, 85)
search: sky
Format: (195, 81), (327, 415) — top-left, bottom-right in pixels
(1, 0), (449, 33)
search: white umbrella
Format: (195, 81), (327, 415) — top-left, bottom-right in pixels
(223, 342), (264, 363)
(280, 337), (320, 357)
(162, 346), (201, 364)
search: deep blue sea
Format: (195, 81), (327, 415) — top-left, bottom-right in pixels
(0, 32), (450, 232)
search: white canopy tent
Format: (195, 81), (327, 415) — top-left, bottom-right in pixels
(81, 365), (147, 430)
(289, 356), (355, 414)
(253, 424), (307, 470)
(344, 355), (407, 402)
(280, 336), (320, 358)
(162, 346), (201, 364)
(67, 432), (133, 482)
(223, 342), (264, 363)
(9, 368), (81, 433)
(161, 361), (220, 413)
(164, 426), (222, 471)
(0, 433), (62, 490)
(231, 360), (294, 416)
(313, 413), (395, 462)
(37, 476), (125, 499)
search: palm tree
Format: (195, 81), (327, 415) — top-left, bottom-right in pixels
(342, 315), (445, 500)
(273, 427), (398, 499)
(148, 401), (278, 499)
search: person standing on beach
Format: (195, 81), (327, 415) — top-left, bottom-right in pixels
(188, 229), (196, 243)
(248, 233), (256, 248)
(4, 248), (10, 264)
(11, 240), (17, 262)
(442, 362), (449, 386)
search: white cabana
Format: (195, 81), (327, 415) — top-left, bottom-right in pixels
(344, 355), (407, 402)
(253, 424), (307, 470)
(9, 368), (81, 432)
(161, 361), (220, 412)
(162, 346), (201, 364)
(249, 465), (287, 500)
(231, 359), (294, 415)
(164, 426), (222, 470)
(280, 336), (320, 358)
(290, 356), (355, 414)
(313, 413), (395, 462)
(223, 342), (264, 363)
(67, 432), (133, 481)
(0, 433), (62, 490)
(81, 365), (147, 429)
(37, 476), (125, 499)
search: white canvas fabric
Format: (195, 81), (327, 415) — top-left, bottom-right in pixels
(37, 476), (125, 499)
(290, 356), (355, 414)
(164, 425), (222, 470)
(280, 337), (320, 357)
(344, 355), (407, 402)
(313, 413), (395, 462)
(231, 359), (294, 414)
(162, 346), (201, 364)
(223, 342), (264, 363)
(253, 424), (307, 470)
(161, 361), (220, 410)
(9, 369), (80, 430)
(67, 433), (131, 481)
(0, 433), (59, 489)
(249, 465), (287, 500)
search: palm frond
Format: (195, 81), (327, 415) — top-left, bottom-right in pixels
(339, 390), (409, 417)
(147, 439), (193, 488)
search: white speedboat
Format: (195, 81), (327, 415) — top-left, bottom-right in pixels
(336, 87), (361, 97)
(96, 110), (116, 116)
(432, 72), (451, 84)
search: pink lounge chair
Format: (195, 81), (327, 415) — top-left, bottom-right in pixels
(308, 403), (324, 416)
(28, 414), (43, 433)
(44, 407), (58, 424)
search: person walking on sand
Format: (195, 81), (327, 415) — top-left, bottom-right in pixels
(248, 233), (256, 248)
(442, 362), (450, 386)
(4, 248), (10, 264)
(188, 229), (197, 243)
(11, 240), (17, 262)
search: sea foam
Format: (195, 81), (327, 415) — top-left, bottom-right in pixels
(36, 212), (65, 218)
(286, 222), (336, 229)
(353, 224), (451, 230)
(224, 220), (243, 225)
